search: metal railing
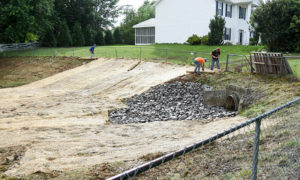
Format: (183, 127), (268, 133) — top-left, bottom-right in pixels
(108, 98), (300, 180)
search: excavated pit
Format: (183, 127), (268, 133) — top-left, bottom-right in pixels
(109, 82), (238, 124)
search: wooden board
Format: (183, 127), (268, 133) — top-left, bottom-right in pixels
(78, 57), (98, 60)
(186, 70), (217, 74)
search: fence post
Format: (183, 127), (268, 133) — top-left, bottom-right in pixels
(115, 48), (118, 59)
(165, 49), (168, 62)
(226, 54), (230, 72)
(251, 118), (261, 180)
(250, 54), (254, 74)
(139, 47), (142, 60)
(280, 57), (284, 77)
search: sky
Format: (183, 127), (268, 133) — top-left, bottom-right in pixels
(116, 0), (146, 26)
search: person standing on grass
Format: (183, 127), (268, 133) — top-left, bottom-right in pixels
(194, 57), (207, 75)
(210, 48), (221, 70)
(89, 44), (96, 60)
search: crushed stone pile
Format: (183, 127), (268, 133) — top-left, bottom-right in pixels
(109, 82), (237, 124)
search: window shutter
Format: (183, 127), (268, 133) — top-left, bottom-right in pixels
(216, 1), (218, 15)
(230, 5), (232, 18)
(225, 4), (228, 17)
(229, 28), (231, 40)
(222, 2), (224, 16)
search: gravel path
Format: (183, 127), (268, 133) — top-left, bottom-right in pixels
(110, 82), (237, 124)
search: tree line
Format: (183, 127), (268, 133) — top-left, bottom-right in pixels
(0, 0), (120, 47)
(0, 0), (154, 47)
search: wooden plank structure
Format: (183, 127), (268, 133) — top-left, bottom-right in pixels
(250, 52), (293, 77)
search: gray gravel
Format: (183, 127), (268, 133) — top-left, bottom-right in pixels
(109, 82), (237, 124)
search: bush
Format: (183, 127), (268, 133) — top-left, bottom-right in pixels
(208, 15), (226, 45)
(187, 34), (201, 45)
(200, 35), (209, 45)
(224, 42), (233, 46)
(57, 20), (73, 47)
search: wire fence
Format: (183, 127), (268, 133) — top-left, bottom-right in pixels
(1, 45), (299, 77)
(0, 46), (213, 67)
(108, 98), (300, 180)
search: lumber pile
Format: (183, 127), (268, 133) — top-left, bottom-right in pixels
(250, 52), (293, 76)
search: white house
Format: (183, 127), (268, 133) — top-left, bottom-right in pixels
(133, 0), (259, 45)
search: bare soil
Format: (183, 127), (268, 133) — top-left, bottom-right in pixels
(0, 58), (248, 179)
(0, 56), (88, 88)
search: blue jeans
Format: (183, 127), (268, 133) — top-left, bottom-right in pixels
(90, 51), (94, 59)
(211, 59), (220, 70)
(194, 60), (201, 74)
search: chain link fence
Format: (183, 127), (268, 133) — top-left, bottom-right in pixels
(108, 98), (300, 180)
(0, 46), (213, 67)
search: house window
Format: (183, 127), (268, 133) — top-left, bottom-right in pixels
(239, 6), (246, 20)
(216, 1), (223, 16)
(225, 4), (232, 18)
(224, 27), (231, 40)
(135, 27), (155, 45)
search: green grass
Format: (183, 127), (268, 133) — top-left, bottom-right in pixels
(1, 44), (299, 76)
(0, 45), (264, 64)
(288, 59), (300, 77)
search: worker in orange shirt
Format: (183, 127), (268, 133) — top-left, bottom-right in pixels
(194, 57), (207, 75)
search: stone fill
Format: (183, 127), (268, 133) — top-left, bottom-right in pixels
(109, 82), (237, 124)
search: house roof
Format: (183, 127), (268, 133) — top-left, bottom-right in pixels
(155, 0), (256, 6)
(133, 18), (155, 28)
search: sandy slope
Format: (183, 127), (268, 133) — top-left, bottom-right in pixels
(0, 59), (247, 176)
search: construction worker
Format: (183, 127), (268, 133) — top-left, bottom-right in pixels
(210, 48), (221, 70)
(89, 44), (96, 60)
(194, 57), (207, 75)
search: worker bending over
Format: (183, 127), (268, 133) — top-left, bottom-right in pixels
(194, 57), (207, 75)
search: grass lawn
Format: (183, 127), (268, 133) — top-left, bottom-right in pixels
(1, 45), (264, 64)
(1, 44), (299, 76)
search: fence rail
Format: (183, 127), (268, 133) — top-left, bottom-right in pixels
(0, 42), (39, 52)
(108, 98), (300, 180)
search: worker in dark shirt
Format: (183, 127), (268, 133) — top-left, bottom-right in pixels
(210, 48), (221, 70)
(89, 44), (96, 60)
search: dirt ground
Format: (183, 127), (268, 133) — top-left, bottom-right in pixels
(0, 58), (250, 178)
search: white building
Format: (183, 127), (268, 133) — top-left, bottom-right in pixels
(133, 0), (259, 45)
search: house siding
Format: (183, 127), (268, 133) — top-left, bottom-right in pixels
(155, 0), (253, 45)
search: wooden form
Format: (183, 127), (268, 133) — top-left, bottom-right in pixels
(250, 52), (293, 76)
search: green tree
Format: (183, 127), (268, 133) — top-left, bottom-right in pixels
(105, 30), (113, 45)
(72, 22), (85, 46)
(84, 26), (97, 46)
(0, 0), (119, 45)
(113, 28), (122, 44)
(95, 31), (105, 45)
(0, 0), (55, 43)
(41, 29), (57, 47)
(119, 0), (155, 44)
(57, 20), (72, 47)
(208, 15), (226, 45)
(251, 0), (300, 51)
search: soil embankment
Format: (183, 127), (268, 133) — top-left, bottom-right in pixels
(0, 59), (247, 177)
